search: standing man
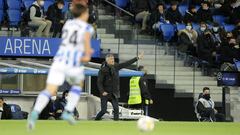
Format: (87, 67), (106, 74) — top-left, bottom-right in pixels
(0, 97), (12, 120)
(128, 66), (153, 115)
(95, 53), (144, 120)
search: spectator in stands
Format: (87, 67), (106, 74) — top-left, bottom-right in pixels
(184, 5), (198, 24)
(178, 23), (198, 56)
(197, 22), (209, 35)
(197, 28), (216, 65)
(54, 90), (79, 120)
(210, 22), (227, 47)
(196, 87), (225, 122)
(46, 0), (65, 38)
(65, 2), (74, 21)
(133, 0), (151, 33)
(38, 93), (57, 120)
(230, 4), (240, 24)
(148, 3), (167, 32)
(29, 0), (52, 37)
(196, 1), (213, 23)
(219, 37), (240, 64)
(232, 21), (240, 43)
(95, 53), (144, 121)
(0, 97), (12, 120)
(165, 1), (183, 24)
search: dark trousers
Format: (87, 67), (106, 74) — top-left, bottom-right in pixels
(51, 22), (63, 38)
(95, 95), (119, 120)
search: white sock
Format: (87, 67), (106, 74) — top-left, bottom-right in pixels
(65, 86), (82, 112)
(33, 90), (51, 113)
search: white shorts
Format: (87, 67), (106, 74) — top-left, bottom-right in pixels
(47, 62), (85, 86)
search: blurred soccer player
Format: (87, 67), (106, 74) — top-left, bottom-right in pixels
(27, 4), (94, 130)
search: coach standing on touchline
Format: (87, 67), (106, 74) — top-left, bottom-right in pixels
(95, 52), (144, 121)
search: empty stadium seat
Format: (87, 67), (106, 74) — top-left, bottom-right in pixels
(178, 5), (188, 16)
(7, 0), (21, 10)
(176, 23), (186, 31)
(7, 10), (21, 27)
(0, 0), (4, 10)
(213, 15), (226, 25)
(62, 2), (70, 13)
(159, 24), (175, 42)
(223, 24), (236, 32)
(115, 0), (129, 8)
(23, 0), (34, 9)
(0, 10), (3, 23)
(192, 23), (200, 30)
(44, 1), (54, 11)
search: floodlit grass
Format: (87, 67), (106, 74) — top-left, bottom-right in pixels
(0, 121), (240, 135)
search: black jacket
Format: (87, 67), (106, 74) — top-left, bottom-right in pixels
(132, 0), (150, 14)
(46, 3), (63, 23)
(148, 10), (166, 28)
(196, 8), (213, 23)
(184, 11), (198, 23)
(165, 8), (183, 24)
(139, 75), (151, 100)
(219, 43), (240, 64)
(98, 57), (139, 98)
(1, 103), (12, 119)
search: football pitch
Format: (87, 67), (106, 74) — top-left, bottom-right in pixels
(0, 121), (240, 135)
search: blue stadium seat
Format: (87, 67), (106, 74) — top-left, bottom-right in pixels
(159, 24), (175, 42)
(178, 5), (188, 16)
(62, 2), (70, 13)
(115, 0), (129, 8)
(176, 23), (186, 31)
(7, 0), (21, 10)
(23, 0), (34, 9)
(0, 0), (4, 10)
(195, 5), (201, 11)
(7, 10), (21, 27)
(0, 10), (3, 23)
(44, 1), (54, 11)
(213, 15), (226, 25)
(9, 104), (24, 119)
(224, 24), (236, 32)
(192, 23), (200, 30)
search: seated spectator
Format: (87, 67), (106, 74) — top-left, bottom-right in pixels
(28, 0), (52, 37)
(133, 0), (151, 32)
(0, 97), (12, 120)
(197, 22), (209, 35)
(219, 37), (240, 64)
(230, 5), (240, 24)
(210, 22), (227, 47)
(197, 28), (216, 65)
(65, 2), (74, 21)
(232, 21), (240, 43)
(165, 1), (183, 24)
(196, 87), (225, 122)
(178, 23), (198, 56)
(54, 90), (79, 120)
(184, 5), (198, 24)
(38, 94), (57, 120)
(196, 1), (213, 23)
(219, 0), (235, 16)
(46, 0), (65, 38)
(148, 3), (167, 32)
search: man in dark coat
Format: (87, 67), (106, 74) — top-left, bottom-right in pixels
(46, 0), (65, 37)
(184, 5), (198, 24)
(0, 97), (12, 120)
(165, 1), (183, 24)
(95, 53), (144, 120)
(196, 1), (213, 23)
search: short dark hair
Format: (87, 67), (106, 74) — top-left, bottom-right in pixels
(203, 87), (210, 92)
(72, 3), (88, 18)
(0, 97), (3, 101)
(62, 90), (69, 98)
(137, 65), (144, 71)
(56, 0), (65, 5)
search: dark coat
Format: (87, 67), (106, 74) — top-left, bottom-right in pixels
(196, 8), (213, 23)
(148, 10), (166, 28)
(97, 57), (139, 98)
(1, 103), (12, 119)
(197, 31), (216, 63)
(230, 6), (240, 24)
(54, 98), (79, 119)
(184, 11), (198, 23)
(46, 3), (63, 23)
(165, 8), (183, 24)
(132, 0), (150, 14)
(219, 43), (240, 64)
(139, 75), (151, 100)
(39, 100), (55, 120)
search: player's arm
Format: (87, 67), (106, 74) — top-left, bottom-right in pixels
(81, 32), (94, 62)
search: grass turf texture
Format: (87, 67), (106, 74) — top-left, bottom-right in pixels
(0, 121), (240, 135)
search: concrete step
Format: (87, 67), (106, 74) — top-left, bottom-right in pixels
(98, 15), (114, 20)
(119, 54), (174, 60)
(110, 48), (166, 55)
(136, 60), (184, 66)
(97, 28), (106, 34)
(156, 71), (202, 76)
(101, 38), (124, 44)
(98, 34), (115, 38)
(156, 75), (215, 81)
(144, 66), (196, 72)
(174, 80), (218, 86)
(101, 43), (156, 49)
(115, 24), (132, 30)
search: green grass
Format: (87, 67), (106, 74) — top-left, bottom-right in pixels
(0, 121), (240, 135)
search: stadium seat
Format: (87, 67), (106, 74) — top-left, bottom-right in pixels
(176, 23), (186, 31)
(0, 10), (3, 23)
(7, 0), (21, 10)
(0, 0), (4, 10)
(44, 1), (54, 11)
(192, 23), (200, 30)
(9, 104), (24, 119)
(213, 15), (226, 25)
(159, 24), (175, 42)
(195, 5), (201, 11)
(115, 0), (129, 8)
(223, 24), (236, 32)
(7, 10), (21, 27)
(23, 0), (34, 9)
(62, 2), (70, 13)
(178, 5), (188, 16)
